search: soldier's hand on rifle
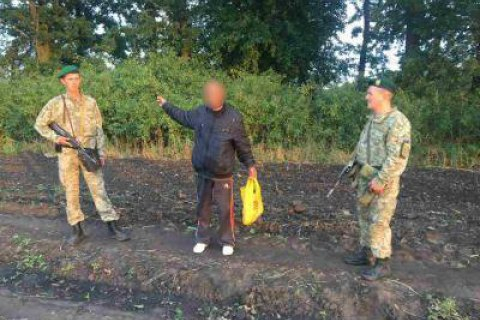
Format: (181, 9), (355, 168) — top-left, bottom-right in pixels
(100, 156), (106, 167)
(56, 136), (69, 146)
(369, 179), (384, 195)
(156, 95), (167, 107)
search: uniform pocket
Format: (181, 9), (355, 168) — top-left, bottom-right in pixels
(358, 164), (378, 179)
(358, 191), (376, 207)
(400, 141), (411, 159)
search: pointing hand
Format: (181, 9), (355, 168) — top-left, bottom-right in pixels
(156, 95), (167, 107)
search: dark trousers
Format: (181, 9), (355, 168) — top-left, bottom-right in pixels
(195, 175), (235, 246)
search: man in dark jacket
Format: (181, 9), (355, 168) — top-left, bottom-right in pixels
(157, 80), (257, 256)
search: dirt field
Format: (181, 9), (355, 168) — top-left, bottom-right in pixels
(0, 152), (479, 319)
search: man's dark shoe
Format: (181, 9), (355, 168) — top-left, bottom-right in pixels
(361, 258), (391, 281)
(106, 221), (130, 241)
(67, 222), (87, 246)
(344, 247), (376, 266)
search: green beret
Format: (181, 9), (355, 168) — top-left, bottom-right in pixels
(368, 77), (396, 94)
(57, 65), (79, 79)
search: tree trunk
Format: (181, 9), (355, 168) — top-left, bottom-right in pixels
(178, 18), (193, 59)
(405, 24), (420, 59)
(403, 2), (422, 63)
(358, 0), (371, 80)
(29, 0), (52, 64)
(172, 0), (192, 59)
(472, 7), (480, 90)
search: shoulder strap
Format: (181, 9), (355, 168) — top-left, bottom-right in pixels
(382, 110), (398, 147)
(62, 95), (76, 138)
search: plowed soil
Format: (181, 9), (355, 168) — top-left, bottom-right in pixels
(0, 152), (479, 319)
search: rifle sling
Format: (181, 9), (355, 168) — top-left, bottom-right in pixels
(61, 94), (76, 138)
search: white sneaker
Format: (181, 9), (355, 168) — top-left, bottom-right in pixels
(222, 245), (234, 256)
(193, 243), (207, 254)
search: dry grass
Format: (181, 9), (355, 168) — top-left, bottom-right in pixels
(103, 142), (351, 165)
(1, 140), (479, 169)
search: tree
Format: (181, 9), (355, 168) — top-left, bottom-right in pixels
(357, 0), (371, 79)
(197, 0), (346, 83)
(0, 0), (126, 68)
(372, 0), (479, 89)
(373, 0), (427, 68)
(469, 1), (480, 89)
(121, 0), (199, 59)
(350, 0), (388, 81)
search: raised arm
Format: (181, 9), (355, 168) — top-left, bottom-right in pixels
(157, 96), (197, 130)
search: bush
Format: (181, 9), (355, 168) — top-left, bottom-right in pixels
(0, 53), (479, 167)
(0, 53), (311, 148)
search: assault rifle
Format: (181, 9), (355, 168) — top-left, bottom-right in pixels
(326, 159), (356, 198)
(49, 122), (101, 172)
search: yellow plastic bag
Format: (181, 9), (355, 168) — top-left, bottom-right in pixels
(241, 178), (264, 226)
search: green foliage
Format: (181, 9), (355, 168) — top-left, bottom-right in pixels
(11, 233), (48, 272)
(427, 297), (470, 320)
(197, 0), (346, 83)
(0, 53), (312, 148)
(372, 0), (479, 80)
(20, 253), (48, 272)
(228, 72), (313, 146)
(0, 0), (126, 66)
(314, 83), (480, 167)
(174, 307), (184, 320)
(0, 54), (479, 167)
(11, 234), (32, 248)
(0, 0), (347, 83)
(312, 84), (367, 149)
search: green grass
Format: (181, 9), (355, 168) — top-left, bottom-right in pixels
(20, 253), (48, 271)
(427, 297), (470, 320)
(11, 233), (49, 272)
(174, 307), (184, 320)
(59, 262), (76, 276)
(11, 234), (32, 248)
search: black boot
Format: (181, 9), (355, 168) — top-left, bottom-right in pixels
(361, 258), (391, 281)
(344, 247), (376, 266)
(106, 221), (130, 241)
(67, 222), (87, 246)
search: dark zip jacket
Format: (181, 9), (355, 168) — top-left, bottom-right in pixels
(163, 102), (255, 179)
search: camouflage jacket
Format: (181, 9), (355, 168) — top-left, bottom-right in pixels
(354, 107), (411, 187)
(34, 93), (106, 157)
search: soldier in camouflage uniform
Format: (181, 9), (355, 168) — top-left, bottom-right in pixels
(344, 78), (411, 281)
(35, 65), (129, 245)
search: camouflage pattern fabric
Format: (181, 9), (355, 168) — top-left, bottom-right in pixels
(357, 176), (400, 258)
(35, 94), (118, 225)
(35, 93), (106, 157)
(59, 148), (118, 225)
(354, 108), (411, 258)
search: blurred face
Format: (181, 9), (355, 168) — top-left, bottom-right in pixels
(365, 86), (392, 113)
(60, 73), (81, 92)
(203, 81), (226, 111)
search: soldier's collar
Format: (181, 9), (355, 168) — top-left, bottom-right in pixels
(372, 107), (397, 123)
(65, 91), (85, 103)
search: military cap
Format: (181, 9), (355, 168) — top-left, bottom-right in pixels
(57, 65), (79, 79)
(368, 77), (397, 94)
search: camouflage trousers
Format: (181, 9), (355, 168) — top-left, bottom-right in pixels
(356, 176), (400, 259)
(58, 148), (119, 226)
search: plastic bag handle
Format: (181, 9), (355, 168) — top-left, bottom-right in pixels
(248, 177), (258, 194)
